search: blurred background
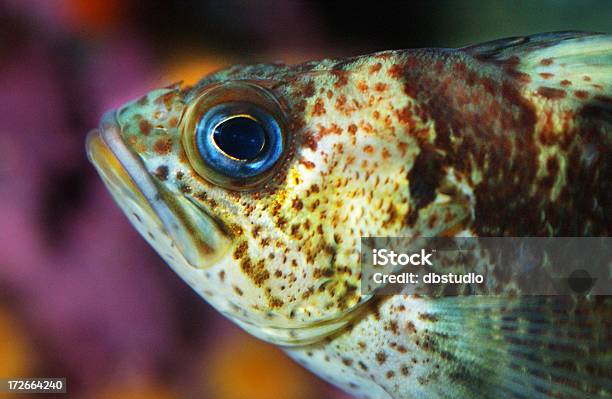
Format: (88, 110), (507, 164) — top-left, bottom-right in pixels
(0, 1), (610, 398)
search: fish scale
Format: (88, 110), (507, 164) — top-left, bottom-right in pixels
(87, 32), (611, 398)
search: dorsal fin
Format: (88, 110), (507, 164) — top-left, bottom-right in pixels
(462, 31), (612, 120)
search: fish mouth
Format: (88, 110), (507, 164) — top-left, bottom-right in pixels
(86, 110), (231, 269)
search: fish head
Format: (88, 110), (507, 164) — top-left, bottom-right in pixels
(86, 56), (455, 345)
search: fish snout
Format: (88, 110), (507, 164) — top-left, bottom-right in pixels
(86, 111), (232, 270)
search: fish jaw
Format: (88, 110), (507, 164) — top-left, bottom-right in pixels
(86, 110), (233, 270)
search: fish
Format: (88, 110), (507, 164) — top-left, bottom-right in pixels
(87, 32), (611, 398)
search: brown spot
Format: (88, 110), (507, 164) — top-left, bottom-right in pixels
(386, 371), (395, 379)
(139, 119), (152, 135)
(369, 63), (382, 74)
(233, 286), (243, 296)
(405, 321), (416, 334)
(583, 75), (591, 82)
(153, 138), (172, 155)
(335, 94), (347, 110)
(388, 64), (404, 78)
(574, 90), (589, 100)
(374, 82), (388, 92)
(348, 124), (358, 134)
(302, 131), (318, 151)
(418, 313), (439, 322)
(268, 296), (283, 308)
(396, 106), (415, 128)
(540, 58), (554, 66)
(275, 217), (287, 229)
(363, 145), (374, 154)
(218, 270), (225, 282)
(233, 241), (248, 260)
(341, 357), (353, 366)
(539, 72), (554, 79)
(154, 165), (169, 181)
(299, 159), (315, 169)
(560, 80), (572, 87)
(240, 258), (270, 287)
(375, 351), (387, 365)
(333, 71), (348, 88)
(312, 98), (326, 116)
(536, 86), (566, 100)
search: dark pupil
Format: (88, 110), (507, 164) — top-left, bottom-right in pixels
(212, 116), (266, 160)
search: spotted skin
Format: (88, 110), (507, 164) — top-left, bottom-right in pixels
(88, 32), (611, 398)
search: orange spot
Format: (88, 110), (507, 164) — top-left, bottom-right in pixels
(312, 98), (326, 116)
(363, 145), (374, 154)
(375, 82), (388, 92)
(299, 159), (315, 169)
(357, 81), (369, 92)
(334, 94), (347, 111)
(153, 138), (172, 155)
(369, 63), (382, 74)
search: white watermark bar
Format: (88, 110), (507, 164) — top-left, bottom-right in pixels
(360, 237), (610, 296)
(0, 378), (66, 394)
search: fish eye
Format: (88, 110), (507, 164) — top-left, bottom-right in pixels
(195, 103), (283, 178)
(182, 82), (288, 189)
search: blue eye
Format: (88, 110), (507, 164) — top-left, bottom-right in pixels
(194, 102), (285, 181)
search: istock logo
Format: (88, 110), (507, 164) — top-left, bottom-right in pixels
(372, 248), (434, 266)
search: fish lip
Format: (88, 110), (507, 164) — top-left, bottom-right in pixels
(87, 110), (229, 269)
